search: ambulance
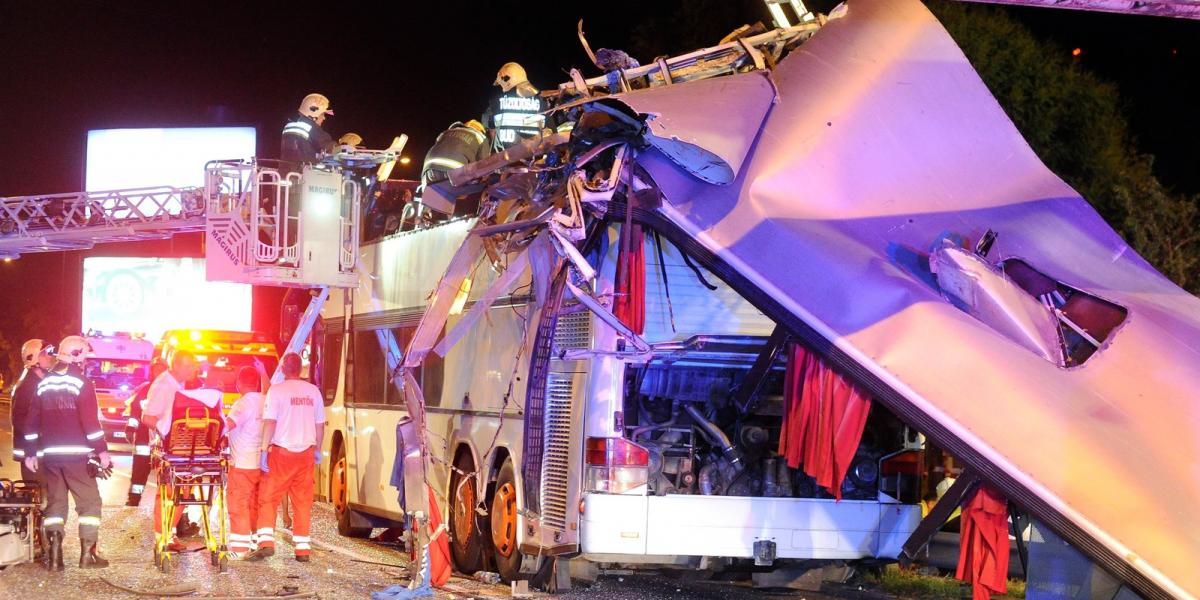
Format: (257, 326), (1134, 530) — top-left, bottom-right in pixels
(85, 332), (155, 441)
(156, 329), (279, 411)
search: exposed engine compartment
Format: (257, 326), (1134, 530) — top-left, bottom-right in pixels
(622, 336), (916, 501)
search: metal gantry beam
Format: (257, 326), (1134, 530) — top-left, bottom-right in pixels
(958, 0), (1200, 20)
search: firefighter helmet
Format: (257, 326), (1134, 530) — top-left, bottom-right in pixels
(299, 93), (334, 118)
(494, 63), (528, 92)
(56, 335), (91, 364)
(20, 338), (47, 367)
(464, 120), (485, 134)
(338, 132), (363, 147)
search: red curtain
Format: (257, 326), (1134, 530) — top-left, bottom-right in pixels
(778, 344), (872, 499)
(426, 484), (452, 587)
(613, 223), (646, 335)
(957, 483), (1010, 600)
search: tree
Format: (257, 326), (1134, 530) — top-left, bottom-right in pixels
(631, 1), (1200, 292)
(926, 1), (1200, 291)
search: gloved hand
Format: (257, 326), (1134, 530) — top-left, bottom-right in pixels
(314, 448), (322, 465)
(259, 451), (270, 473)
(98, 451), (113, 469)
(24, 457), (38, 473)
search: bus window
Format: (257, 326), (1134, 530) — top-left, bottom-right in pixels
(320, 331), (343, 406)
(352, 330), (386, 406)
(387, 326), (444, 408)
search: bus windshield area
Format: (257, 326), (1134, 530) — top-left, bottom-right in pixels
(85, 359), (150, 391)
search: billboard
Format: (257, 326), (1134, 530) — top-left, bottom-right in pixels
(82, 257), (252, 342)
(85, 127), (256, 191)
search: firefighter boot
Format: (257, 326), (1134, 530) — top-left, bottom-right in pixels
(125, 493), (141, 507)
(46, 531), (64, 571)
(80, 542), (110, 569)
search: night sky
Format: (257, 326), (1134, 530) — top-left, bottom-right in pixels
(0, 0), (1197, 373)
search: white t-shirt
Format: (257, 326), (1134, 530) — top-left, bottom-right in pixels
(227, 392), (266, 470)
(263, 379), (325, 452)
(143, 371), (183, 437)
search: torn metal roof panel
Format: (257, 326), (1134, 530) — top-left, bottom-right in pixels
(595, 71), (777, 184)
(636, 0), (1200, 598)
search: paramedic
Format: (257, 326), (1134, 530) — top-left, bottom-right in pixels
(225, 362), (271, 556)
(247, 353), (325, 562)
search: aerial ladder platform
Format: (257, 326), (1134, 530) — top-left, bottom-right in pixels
(0, 146), (401, 380)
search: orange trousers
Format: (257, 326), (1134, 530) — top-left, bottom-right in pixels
(153, 485), (186, 535)
(227, 467), (262, 552)
(255, 445), (315, 556)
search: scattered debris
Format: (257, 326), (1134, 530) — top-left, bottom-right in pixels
(510, 579), (531, 598)
(98, 576), (198, 596)
(472, 571), (502, 584)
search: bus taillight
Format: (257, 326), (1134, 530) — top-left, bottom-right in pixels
(584, 437), (649, 495)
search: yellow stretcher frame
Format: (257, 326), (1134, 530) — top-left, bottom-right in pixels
(151, 410), (230, 574)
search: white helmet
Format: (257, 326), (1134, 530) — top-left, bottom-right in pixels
(298, 93), (334, 118)
(20, 338), (47, 368)
(56, 335), (91, 365)
(494, 62), (528, 93)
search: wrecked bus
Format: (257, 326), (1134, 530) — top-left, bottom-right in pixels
(317, 214), (925, 582)
(317, 1), (1199, 598)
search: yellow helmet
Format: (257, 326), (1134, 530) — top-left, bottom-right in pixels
(464, 120), (485, 134)
(338, 132), (363, 147)
(56, 335), (91, 365)
(20, 338), (47, 367)
(298, 93), (334, 118)
(494, 62), (528, 92)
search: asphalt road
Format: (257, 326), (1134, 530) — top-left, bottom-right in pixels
(0, 403), (865, 600)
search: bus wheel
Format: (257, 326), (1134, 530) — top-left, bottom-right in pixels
(332, 443), (370, 538)
(490, 459), (523, 582)
(449, 452), (486, 574)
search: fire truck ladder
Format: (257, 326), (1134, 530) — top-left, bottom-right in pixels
(0, 186), (206, 260)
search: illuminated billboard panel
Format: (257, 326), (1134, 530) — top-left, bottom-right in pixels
(82, 257), (252, 342)
(85, 127), (256, 191)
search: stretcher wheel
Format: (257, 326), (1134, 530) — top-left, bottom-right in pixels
(159, 553), (173, 574)
(211, 550), (220, 566)
(153, 547), (161, 568)
(219, 554), (229, 574)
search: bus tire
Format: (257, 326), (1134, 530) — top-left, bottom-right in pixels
(332, 443), (371, 538)
(490, 459), (524, 583)
(449, 451), (486, 574)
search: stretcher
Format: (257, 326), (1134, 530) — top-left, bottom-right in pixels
(151, 407), (229, 574)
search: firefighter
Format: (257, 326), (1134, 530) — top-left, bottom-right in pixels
(22, 335), (111, 570)
(418, 120), (491, 217)
(246, 353), (325, 562)
(482, 62), (546, 151)
(11, 338), (55, 482)
(123, 358), (167, 506)
(281, 92), (337, 164)
(421, 120), (489, 185)
(338, 132), (363, 148)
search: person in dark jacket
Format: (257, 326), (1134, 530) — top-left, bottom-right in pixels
(23, 335), (112, 571)
(420, 120), (490, 184)
(11, 338), (54, 482)
(482, 63), (545, 151)
(122, 358), (167, 506)
(417, 120), (491, 217)
(281, 93), (337, 165)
